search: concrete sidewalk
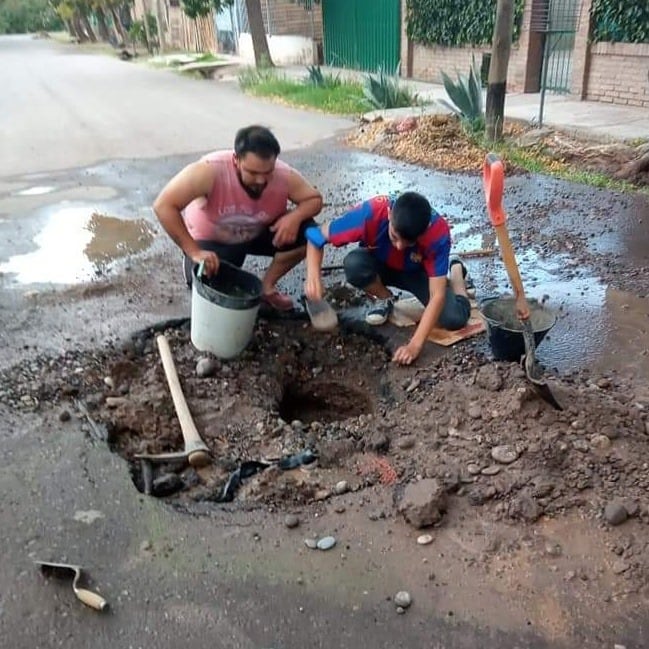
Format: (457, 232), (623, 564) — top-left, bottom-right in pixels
(281, 64), (649, 143)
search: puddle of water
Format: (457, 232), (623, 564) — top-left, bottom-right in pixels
(0, 207), (155, 284)
(16, 186), (56, 196)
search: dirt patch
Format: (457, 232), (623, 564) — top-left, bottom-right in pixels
(346, 114), (649, 187)
(1, 313), (648, 532)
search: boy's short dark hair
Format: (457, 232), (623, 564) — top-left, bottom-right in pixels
(234, 125), (281, 160)
(391, 192), (432, 241)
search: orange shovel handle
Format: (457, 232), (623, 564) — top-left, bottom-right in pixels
(482, 153), (530, 321)
(483, 153), (506, 227)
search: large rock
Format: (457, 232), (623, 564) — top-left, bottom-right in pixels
(398, 479), (447, 528)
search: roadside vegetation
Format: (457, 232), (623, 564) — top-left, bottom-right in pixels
(238, 64), (421, 115)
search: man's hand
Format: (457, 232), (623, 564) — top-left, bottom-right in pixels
(270, 213), (301, 248)
(191, 249), (220, 277)
(304, 273), (324, 302)
(392, 340), (423, 365)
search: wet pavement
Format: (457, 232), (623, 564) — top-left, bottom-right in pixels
(2, 147), (649, 376)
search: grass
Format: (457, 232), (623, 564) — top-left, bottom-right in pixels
(501, 144), (643, 193)
(238, 67), (376, 115)
(239, 69), (369, 114)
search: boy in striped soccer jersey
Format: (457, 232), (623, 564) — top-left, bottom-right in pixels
(304, 191), (471, 365)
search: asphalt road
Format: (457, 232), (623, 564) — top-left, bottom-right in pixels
(0, 34), (353, 176)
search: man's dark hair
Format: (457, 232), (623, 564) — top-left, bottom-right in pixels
(391, 191), (432, 241)
(234, 125), (281, 160)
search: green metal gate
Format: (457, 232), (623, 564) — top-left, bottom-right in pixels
(322, 0), (401, 72)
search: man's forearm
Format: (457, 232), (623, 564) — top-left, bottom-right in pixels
(289, 196), (323, 223)
(306, 242), (324, 277)
(154, 204), (199, 256)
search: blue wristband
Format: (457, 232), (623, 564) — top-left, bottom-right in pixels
(306, 226), (327, 249)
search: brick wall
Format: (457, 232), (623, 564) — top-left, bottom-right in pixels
(262, 0), (323, 41)
(585, 43), (649, 108)
(400, 0), (532, 92)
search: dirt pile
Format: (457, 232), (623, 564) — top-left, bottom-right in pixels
(1, 316), (648, 533)
(346, 114), (649, 187)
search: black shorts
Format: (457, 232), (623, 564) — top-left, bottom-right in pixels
(183, 218), (316, 285)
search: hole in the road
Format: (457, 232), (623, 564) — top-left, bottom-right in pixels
(278, 380), (372, 424)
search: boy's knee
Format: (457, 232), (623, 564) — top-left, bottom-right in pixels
(343, 250), (376, 288)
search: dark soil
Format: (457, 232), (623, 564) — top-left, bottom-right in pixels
(2, 310), (648, 544)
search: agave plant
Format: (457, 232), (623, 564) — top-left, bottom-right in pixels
(438, 57), (484, 132)
(363, 65), (418, 110)
(305, 64), (325, 87)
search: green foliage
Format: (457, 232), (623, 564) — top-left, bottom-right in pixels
(406, 0), (525, 47)
(591, 0), (649, 43)
(238, 67), (369, 115)
(128, 14), (157, 46)
(181, 0), (233, 20)
(362, 67), (419, 110)
(438, 57), (484, 133)
(0, 0), (63, 34)
(304, 65), (342, 88)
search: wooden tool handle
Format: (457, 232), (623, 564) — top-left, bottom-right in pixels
(156, 334), (210, 467)
(75, 588), (108, 611)
(484, 153), (530, 321)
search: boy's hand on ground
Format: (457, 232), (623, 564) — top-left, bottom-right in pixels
(392, 340), (423, 365)
(191, 249), (219, 276)
(270, 213), (300, 248)
(304, 275), (324, 301)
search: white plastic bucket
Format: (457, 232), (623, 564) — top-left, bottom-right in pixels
(190, 261), (263, 359)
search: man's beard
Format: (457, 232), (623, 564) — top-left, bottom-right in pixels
(236, 170), (266, 199)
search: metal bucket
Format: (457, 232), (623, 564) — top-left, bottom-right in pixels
(479, 296), (556, 362)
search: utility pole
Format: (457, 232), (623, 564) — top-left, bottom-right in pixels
(485, 0), (514, 142)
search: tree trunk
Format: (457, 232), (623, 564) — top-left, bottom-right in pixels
(80, 12), (98, 42)
(153, 0), (167, 53)
(95, 8), (112, 43)
(72, 13), (89, 42)
(141, 0), (153, 53)
(110, 6), (127, 43)
(485, 0), (514, 142)
(244, 0), (274, 67)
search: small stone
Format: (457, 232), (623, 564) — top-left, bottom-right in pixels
(394, 591), (412, 608)
(152, 473), (184, 497)
(284, 514), (300, 529)
(397, 436), (416, 450)
(58, 409), (71, 422)
(196, 357), (218, 378)
(334, 505), (346, 514)
(481, 464), (501, 476)
(491, 445), (518, 464)
(622, 499), (639, 517)
(614, 644), (627, 649)
(304, 538), (318, 549)
(333, 480), (349, 495)
(604, 501), (628, 526)
(545, 543), (562, 557)
(612, 560), (629, 575)
(467, 405), (482, 420)
(316, 536), (336, 551)
(406, 379), (420, 393)
(467, 463), (482, 475)
(396, 606), (405, 614)
(417, 534), (434, 546)
(103, 376), (115, 390)
(397, 479), (447, 529)
(590, 434), (611, 451)
(597, 378), (611, 389)
(140, 540), (152, 552)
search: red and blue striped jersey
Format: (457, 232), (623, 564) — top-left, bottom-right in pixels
(327, 195), (451, 277)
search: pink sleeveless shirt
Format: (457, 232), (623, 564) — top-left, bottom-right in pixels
(183, 150), (291, 244)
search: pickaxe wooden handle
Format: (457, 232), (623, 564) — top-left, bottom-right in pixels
(156, 334), (210, 467)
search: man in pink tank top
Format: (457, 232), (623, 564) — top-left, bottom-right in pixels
(153, 125), (323, 310)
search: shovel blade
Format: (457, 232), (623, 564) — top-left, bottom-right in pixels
(306, 299), (338, 332)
